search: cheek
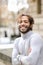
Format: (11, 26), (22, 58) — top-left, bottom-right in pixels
(18, 24), (21, 28)
(25, 22), (30, 26)
(18, 25), (22, 29)
(18, 23), (30, 28)
(28, 22), (30, 26)
(26, 24), (30, 27)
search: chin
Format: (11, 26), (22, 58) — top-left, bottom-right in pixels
(20, 30), (28, 34)
(19, 27), (31, 33)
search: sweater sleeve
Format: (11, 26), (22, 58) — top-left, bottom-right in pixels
(12, 38), (21, 65)
(19, 34), (43, 65)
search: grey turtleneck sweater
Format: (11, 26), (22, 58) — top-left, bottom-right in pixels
(12, 31), (43, 65)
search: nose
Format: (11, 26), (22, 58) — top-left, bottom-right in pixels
(21, 22), (25, 27)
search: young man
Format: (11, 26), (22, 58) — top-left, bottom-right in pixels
(12, 14), (43, 65)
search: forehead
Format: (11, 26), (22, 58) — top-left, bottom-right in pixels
(17, 15), (29, 23)
(21, 16), (28, 20)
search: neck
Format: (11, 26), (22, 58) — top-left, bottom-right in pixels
(21, 31), (33, 39)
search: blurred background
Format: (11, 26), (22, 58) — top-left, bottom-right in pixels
(0, 0), (43, 65)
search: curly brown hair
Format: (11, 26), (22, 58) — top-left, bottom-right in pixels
(18, 14), (34, 25)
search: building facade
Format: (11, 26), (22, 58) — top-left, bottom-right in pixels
(0, 0), (43, 65)
(0, 0), (43, 38)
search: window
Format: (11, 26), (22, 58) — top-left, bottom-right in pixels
(8, 0), (29, 13)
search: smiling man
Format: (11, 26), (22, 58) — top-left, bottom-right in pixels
(12, 14), (43, 65)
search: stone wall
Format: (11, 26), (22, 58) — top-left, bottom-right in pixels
(0, 0), (43, 39)
(0, 53), (11, 65)
(27, 0), (43, 39)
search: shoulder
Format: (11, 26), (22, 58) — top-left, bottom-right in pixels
(30, 32), (43, 45)
(14, 37), (21, 43)
(31, 32), (42, 39)
(13, 37), (21, 45)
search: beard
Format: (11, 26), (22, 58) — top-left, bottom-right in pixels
(18, 26), (32, 34)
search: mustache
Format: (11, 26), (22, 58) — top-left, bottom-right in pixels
(19, 26), (31, 33)
(20, 25), (28, 28)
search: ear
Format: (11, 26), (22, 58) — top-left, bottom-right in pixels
(30, 24), (33, 28)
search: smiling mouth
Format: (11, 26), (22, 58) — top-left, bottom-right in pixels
(20, 27), (26, 29)
(20, 26), (28, 28)
(20, 27), (27, 31)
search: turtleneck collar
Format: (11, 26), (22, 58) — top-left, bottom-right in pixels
(21, 31), (33, 39)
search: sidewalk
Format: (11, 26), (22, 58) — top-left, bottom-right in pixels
(0, 59), (11, 65)
(0, 44), (13, 65)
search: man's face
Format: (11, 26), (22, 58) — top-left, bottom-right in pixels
(18, 16), (31, 33)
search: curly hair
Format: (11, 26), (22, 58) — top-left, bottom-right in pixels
(18, 14), (34, 25)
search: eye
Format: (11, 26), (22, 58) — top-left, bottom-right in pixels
(19, 21), (22, 23)
(20, 21), (22, 23)
(18, 21), (22, 24)
(24, 20), (28, 23)
(18, 20), (28, 24)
